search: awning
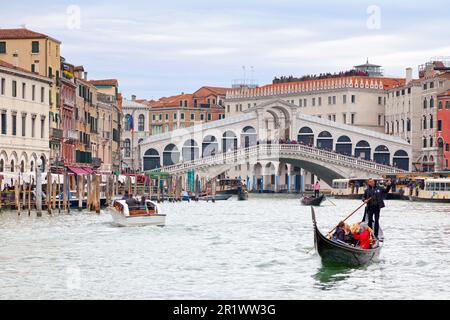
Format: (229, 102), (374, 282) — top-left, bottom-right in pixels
(83, 167), (95, 174)
(67, 166), (89, 175)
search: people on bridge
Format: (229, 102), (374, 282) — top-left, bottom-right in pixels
(362, 178), (392, 238)
(314, 180), (321, 198)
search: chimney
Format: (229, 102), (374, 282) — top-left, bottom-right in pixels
(131, 95), (136, 101)
(405, 68), (413, 84)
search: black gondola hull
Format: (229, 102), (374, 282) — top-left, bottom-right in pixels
(301, 194), (325, 206)
(311, 207), (381, 267)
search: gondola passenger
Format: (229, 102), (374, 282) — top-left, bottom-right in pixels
(352, 224), (371, 250)
(333, 221), (345, 242)
(343, 223), (355, 245)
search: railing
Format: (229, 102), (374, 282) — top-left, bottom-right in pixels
(149, 143), (406, 175)
(50, 128), (63, 140)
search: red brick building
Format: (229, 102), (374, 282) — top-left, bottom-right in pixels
(437, 90), (450, 170)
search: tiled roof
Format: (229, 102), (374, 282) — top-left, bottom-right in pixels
(89, 79), (119, 87)
(0, 59), (43, 78)
(0, 28), (60, 43)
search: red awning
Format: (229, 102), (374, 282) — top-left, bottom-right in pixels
(83, 167), (95, 174)
(67, 166), (89, 175)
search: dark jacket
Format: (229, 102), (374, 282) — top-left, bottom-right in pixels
(333, 227), (345, 242)
(362, 184), (392, 208)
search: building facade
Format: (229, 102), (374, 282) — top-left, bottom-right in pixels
(0, 28), (62, 166)
(385, 59), (450, 172)
(436, 90), (450, 170)
(0, 60), (52, 173)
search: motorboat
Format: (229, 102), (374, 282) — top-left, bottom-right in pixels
(110, 198), (165, 227)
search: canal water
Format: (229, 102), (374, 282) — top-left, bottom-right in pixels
(1, 194), (450, 299)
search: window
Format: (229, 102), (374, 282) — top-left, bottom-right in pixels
(299, 99), (302, 107)
(190, 113), (195, 121)
(328, 96), (331, 105)
(138, 114), (145, 131)
(173, 113), (177, 120)
(378, 115), (383, 126)
(0, 41), (6, 54)
(180, 113), (185, 120)
(21, 114), (26, 136)
(200, 114), (205, 121)
(31, 115), (36, 137)
(123, 139), (131, 157)
(41, 117), (45, 138)
(312, 98), (316, 106)
(332, 96), (336, 105)
(378, 97), (383, 105)
(430, 115), (434, 129)
(0, 111), (6, 135)
(31, 64), (36, 73)
(430, 82), (434, 89)
(318, 97), (322, 106)
(439, 101), (443, 109)
(22, 83), (26, 99)
(12, 80), (17, 97)
(40, 87), (44, 103)
(32, 41), (39, 53)
(165, 113), (169, 121)
(12, 113), (17, 136)
(351, 95), (356, 103)
(343, 95), (347, 104)
(0, 78), (4, 95)
(152, 114), (156, 121)
(158, 114), (162, 121)
(423, 99), (427, 108)
(430, 98), (434, 108)
(351, 113), (355, 124)
(207, 113), (211, 121)
(343, 113), (347, 124)
(303, 99), (307, 107)
(438, 120), (442, 131)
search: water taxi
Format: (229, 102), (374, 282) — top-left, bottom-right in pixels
(330, 179), (367, 199)
(110, 198), (166, 227)
(408, 178), (450, 203)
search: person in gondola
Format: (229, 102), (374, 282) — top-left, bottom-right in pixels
(333, 221), (345, 242)
(343, 223), (355, 245)
(362, 178), (392, 238)
(352, 223), (371, 249)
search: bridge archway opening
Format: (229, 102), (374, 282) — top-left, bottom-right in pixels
(317, 131), (333, 151)
(202, 135), (219, 157)
(297, 127), (314, 146)
(336, 135), (352, 155)
(163, 144), (180, 166)
(355, 140), (371, 160)
(241, 126), (257, 148)
(393, 150), (409, 171)
(264, 162), (276, 191)
(374, 145), (390, 165)
(143, 148), (161, 170)
(222, 131), (237, 152)
(182, 139), (200, 161)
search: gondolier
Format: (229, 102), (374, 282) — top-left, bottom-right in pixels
(362, 178), (392, 238)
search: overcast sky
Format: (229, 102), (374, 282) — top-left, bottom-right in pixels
(1, 0), (449, 99)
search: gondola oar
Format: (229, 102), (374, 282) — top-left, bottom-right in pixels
(326, 198), (371, 238)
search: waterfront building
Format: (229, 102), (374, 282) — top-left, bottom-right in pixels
(89, 79), (122, 173)
(0, 28), (62, 166)
(385, 59), (450, 172)
(0, 60), (52, 173)
(225, 62), (404, 133)
(436, 90), (450, 170)
(121, 97), (150, 173)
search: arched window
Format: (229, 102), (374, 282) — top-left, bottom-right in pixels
(297, 127), (314, 145)
(143, 148), (160, 171)
(438, 138), (444, 149)
(30, 160), (34, 172)
(355, 140), (371, 160)
(124, 114), (132, 131)
(423, 116), (427, 130)
(222, 131), (237, 152)
(138, 114), (145, 132)
(0, 159), (4, 172)
(423, 99), (427, 109)
(317, 131), (333, 150)
(393, 150), (409, 170)
(241, 126), (257, 148)
(396, 120), (399, 133)
(202, 136), (219, 157)
(430, 98), (434, 108)
(163, 144), (180, 166)
(20, 160), (24, 173)
(374, 145), (390, 165)
(429, 136), (434, 148)
(429, 115), (434, 129)
(336, 136), (352, 155)
(423, 136), (427, 148)
(182, 139), (199, 161)
(123, 139), (131, 157)
(407, 118), (411, 132)
(10, 160), (14, 172)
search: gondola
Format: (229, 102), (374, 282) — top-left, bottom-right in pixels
(311, 207), (382, 267)
(301, 194), (325, 206)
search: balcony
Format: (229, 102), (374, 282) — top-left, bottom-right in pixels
(65, 129), (78, 141)
(50, 128), (63, 140)
(92, 157), (102, 168)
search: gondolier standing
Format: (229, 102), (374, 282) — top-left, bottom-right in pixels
(362, 178), (392, 238)
(314, 180), (321, 198)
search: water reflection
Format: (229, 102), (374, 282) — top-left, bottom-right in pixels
(313, 265), (354, 290)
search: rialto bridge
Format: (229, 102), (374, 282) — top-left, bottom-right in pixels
(139, 99), (411, 191)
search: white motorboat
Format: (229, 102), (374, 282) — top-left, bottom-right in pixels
(110, 198), (166, 227)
